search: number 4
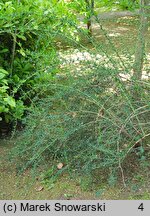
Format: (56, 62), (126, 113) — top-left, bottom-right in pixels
(138, 203), (144, 211)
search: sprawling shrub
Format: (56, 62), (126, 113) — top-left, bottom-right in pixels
(8, 0), (149, 186)
(12, 62), (150, 184)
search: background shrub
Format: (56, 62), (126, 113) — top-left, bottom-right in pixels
(0, 0), (78, 132)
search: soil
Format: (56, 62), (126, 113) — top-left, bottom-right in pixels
(0, 139), (150, 200)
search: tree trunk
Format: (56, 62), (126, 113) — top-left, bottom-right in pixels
(132, 0), (149, 80)
(85, 0), (94, 36)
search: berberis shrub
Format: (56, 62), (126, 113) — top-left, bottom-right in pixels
(12, 63), (150, 185)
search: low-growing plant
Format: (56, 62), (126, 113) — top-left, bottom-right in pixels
(11, 63), (150, 186)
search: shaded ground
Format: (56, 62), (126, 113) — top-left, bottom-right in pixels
(0, 139), (150, 200)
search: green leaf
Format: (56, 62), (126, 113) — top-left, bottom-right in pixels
(5, 113), (11, 123)
(0, 49), (9, 54)
(0, 68), (8, 75)
(0, 79), (8, 85)
(17, 34), (26, 41)
(0, 85), (9, 93)
(3, 23), (14, 28)
(4, 96), (16, 108)
(0, 106), (9, 113)
(12, 74), (20, 83)
(33, 25), (38, 30)
(0, 73), (6, 80)
(13, 100), (25, 119)
(18, 48), (26, 57)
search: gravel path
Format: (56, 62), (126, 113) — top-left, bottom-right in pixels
(78, 10), (140, 21)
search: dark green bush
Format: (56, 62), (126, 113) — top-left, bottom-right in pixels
(0, 0), (78, 126)
(0, 0), (51, 123)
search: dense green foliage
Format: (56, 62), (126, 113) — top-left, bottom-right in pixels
(68, 0), (139, 12)
(0, 0), (140, 124)
(0, 0), (77, 123)
(0, 0), (51, 122)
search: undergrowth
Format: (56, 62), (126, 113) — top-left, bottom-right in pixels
(11, 63), (150, 186)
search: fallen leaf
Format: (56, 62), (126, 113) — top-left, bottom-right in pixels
(57, 162), (64, 170)
(35, 186), (44, 192)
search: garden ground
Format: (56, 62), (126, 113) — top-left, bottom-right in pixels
(0, 139), (150, 199)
